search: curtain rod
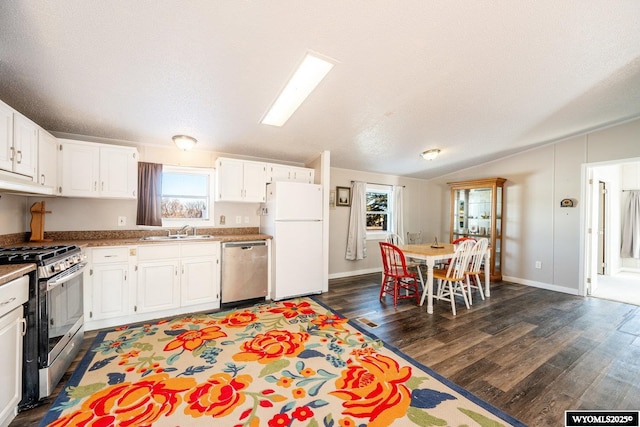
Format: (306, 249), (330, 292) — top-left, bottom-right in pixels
(350, 180), (405, 188)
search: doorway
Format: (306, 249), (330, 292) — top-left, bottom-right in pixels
(583, 159), (640, 306)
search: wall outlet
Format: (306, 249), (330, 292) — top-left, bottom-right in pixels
(118, 216), (126, 226)
(219, 215), (226, 225)
(235, 216), (242, 224)
(535, 261), (542, 269)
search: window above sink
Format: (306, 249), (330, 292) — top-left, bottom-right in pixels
(161, 165), (215, 227)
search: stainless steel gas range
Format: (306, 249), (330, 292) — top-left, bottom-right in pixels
(0, 245), (87, 409)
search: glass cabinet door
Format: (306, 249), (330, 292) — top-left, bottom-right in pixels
(448, 178), (506, 281)
(452, 188), (492, 239)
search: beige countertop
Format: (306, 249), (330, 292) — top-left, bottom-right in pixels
(0, 264), (36, 286)
(75, 233), (272, 247)
(0, 228), (271, 249)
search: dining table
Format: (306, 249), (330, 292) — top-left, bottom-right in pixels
(396, 243), (491, 314)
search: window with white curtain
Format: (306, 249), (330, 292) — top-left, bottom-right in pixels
(366, 183), (394, 238)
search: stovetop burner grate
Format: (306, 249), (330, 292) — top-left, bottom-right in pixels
(0, 245), (81, 264)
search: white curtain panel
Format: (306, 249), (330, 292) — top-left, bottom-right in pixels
(345, 181), (367, 260)
(392, 185), (404, 238)
(621, 190), (640, 259)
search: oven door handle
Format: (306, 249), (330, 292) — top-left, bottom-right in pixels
(47, 262), (88, 291)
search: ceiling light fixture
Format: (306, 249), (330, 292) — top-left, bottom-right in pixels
(173, 135), (197, 151)
(421, 149), (441, 160)
(261, 51), (335, 127)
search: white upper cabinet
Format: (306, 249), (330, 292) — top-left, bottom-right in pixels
(100, 145), (138, 198)
(267, 163), (314, 184)
(0, 102), (37, 180)
(12, 113), (38, 179)
(59, 139), (138, 198)
(215, 157), (267, 203)
(0, 101), (14, 173)
(37, 129), (58, 192)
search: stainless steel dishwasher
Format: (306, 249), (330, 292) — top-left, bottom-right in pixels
(221, 241), (268, 303)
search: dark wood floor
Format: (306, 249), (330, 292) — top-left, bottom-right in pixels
(12, 274), (640, 427)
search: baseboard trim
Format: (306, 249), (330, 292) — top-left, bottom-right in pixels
(502, 275), (580, 296)
(329, 267), (381, 280)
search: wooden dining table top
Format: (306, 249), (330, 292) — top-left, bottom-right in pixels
(396, 243), (456, 258)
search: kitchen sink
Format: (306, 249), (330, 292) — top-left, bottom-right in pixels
(139, 235), (215, 241)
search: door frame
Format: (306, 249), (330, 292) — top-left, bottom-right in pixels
(581, 157), (640, 296)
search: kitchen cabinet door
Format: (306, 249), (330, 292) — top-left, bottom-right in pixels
(289, 166), (314, 183)
(215, 157), (266, 202)
(59, 140), (100, 197)
(136, 260), (181, 314)
(215, 157), (244, 201)
(59, 140), (138, 198)
(181, 242), (220, 306)
(181, 257), (218, 306)
(0, 305), (23, 427)
(12, 113), (38, 179)
(37, 129), (58, 191)
(242, 160), (268, 202)
(0, 101), (13, 173)
(267, 164), (314, 184)
(91, 263), (131, 321)
(100, 145), (137, 198)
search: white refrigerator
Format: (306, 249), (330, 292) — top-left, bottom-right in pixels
(261, 181), (323, 300)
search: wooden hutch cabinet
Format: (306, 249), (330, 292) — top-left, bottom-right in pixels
(448, 177), (506, 281)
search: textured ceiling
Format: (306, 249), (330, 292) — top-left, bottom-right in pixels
(1, 1), (640, 179)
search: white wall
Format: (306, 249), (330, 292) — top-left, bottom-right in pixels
(0, 194), (27, 235)
(427, 117), (640, 295)
(328, 167), (433, 279)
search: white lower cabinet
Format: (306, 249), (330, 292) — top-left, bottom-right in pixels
(87, 247), (134, 322)
(136, 245), (181, 314)
(85, 242), (221, 331)
(181, 243), (220, 306)
(0, 275), (28, 427)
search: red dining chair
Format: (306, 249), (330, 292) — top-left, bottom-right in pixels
(379, 242), (420, 307)
(386, 233), (425, 291)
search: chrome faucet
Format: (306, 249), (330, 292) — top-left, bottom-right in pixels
(177, 225), (193, 236)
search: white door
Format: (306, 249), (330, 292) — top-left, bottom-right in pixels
(100, 146), (136, 198)
(0, 102), (14, 172)
(12, 113), (38, 178)
(38, 130), (58, 190)
(242, 161), (267, 202)
(60, 141), (100, 197)
(0, 307), (23, 427)
(273, 221), (323, 299)
(215, 158), (244, 201)
(137, 261), (180, 313)
(92, 264), (130, 320)
(182, 257), (218, 306)
(270, 182), (322, 220)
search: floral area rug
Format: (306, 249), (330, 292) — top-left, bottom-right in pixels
(41, 297), (524, 427)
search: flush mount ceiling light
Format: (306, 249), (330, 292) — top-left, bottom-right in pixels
(261, 51), (336, 127)
(173, 135), (197, 151)
(421, 149), (441, 160)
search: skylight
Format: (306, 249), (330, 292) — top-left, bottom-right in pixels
(261, 51), (335, 127)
